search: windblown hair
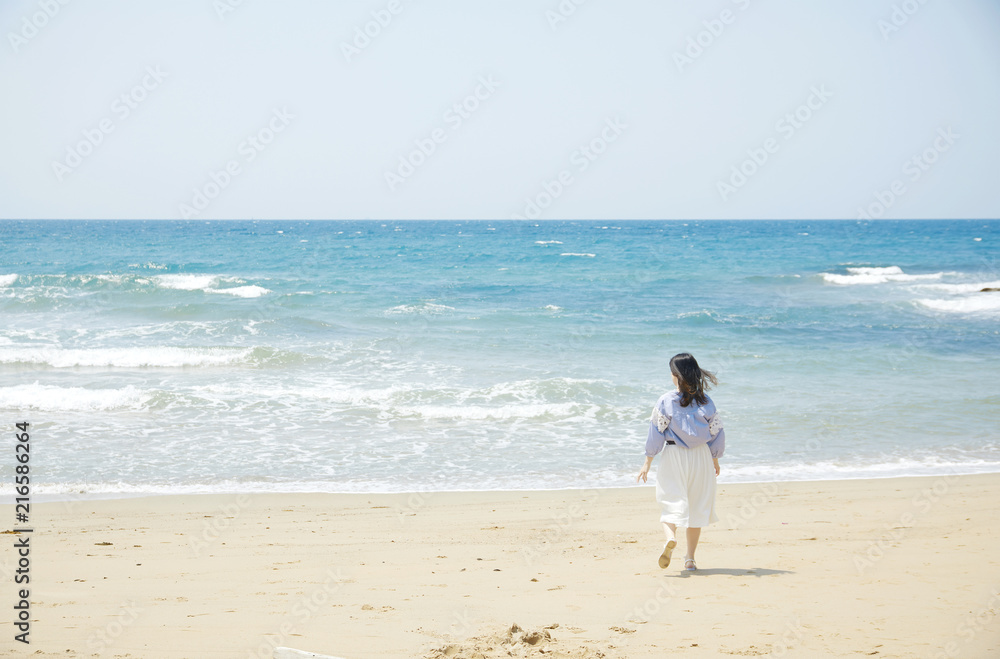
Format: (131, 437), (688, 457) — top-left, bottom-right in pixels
(669, 353), (717, 407)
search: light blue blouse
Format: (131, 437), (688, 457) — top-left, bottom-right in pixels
(645, 390), (726, 459)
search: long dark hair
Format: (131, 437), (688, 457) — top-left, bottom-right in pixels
(669, 353), (717, 407)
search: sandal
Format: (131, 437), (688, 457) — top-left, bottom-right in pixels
(658, 539), (677, 569)
(684, 557), (697, 571)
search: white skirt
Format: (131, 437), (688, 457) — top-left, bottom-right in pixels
(655, 442), (718, 528)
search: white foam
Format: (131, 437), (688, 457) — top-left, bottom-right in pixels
(0, 274), (18, 287)
(535, 240), (563, 245)
(847, 266), (904, 275)
(206, 285), (270, 298)
(0, 383), (151, 411)
(396, 402), (591, 420)
(916, 297), (1000, 315)
(152, 274), (267, 297)
(0, 346), (256, 368)
(820, 266), (946, 285)
(720, 456), (1000, 484)
(385, 302), (455, 315)
(154, 274), (220, 290)
(560, 253), (596, 257)
(191, 377), (614, 414)
(193, 382), (407, 407)
(6, 459), (1000, 500)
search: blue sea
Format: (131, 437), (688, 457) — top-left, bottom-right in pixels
(0, 220), (997, 498)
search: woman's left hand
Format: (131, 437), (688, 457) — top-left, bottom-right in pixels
(713, 458), (720, 476)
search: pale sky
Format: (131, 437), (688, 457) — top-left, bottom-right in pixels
(1, 0), (998, 220)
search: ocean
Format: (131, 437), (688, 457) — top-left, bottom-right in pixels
(0, 219), (997, 498)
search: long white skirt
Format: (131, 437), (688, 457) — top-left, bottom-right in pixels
(655, 442), (718, 527)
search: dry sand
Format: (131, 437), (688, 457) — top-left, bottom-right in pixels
(1, 473), (999, 658)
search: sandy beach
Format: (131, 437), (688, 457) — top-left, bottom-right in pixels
(2, 473), (998, 658)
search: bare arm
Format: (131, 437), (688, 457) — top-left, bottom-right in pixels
(637, 455), (654, 483)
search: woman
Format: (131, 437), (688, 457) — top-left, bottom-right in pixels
(636, 353), (725, 571)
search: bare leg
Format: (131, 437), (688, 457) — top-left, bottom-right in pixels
(662, 522), (677, 543)
(686, 527), (701, 559)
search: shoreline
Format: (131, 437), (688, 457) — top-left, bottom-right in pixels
(12, 466), (1000, 503)
(3, 473), (999, 657)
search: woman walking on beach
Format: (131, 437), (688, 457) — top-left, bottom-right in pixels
(636, 353), (725, 571)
